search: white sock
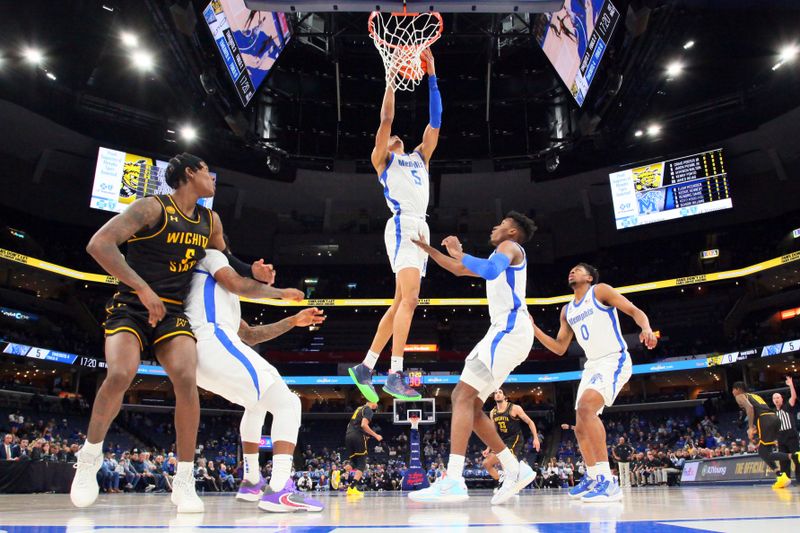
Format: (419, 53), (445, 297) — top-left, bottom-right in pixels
(587, 465), (598, 479)
(362, 351), (380, 370)
(270, 454), (293, 491)
(390, 356), (403, 373)
(496, 448), (519, 476)
(177, 461), (194, 478)
(596, 461), (612, 481)
(447, 454), (465, 479)
(80, 439), (103, 457)
(243, 453), (260, 484)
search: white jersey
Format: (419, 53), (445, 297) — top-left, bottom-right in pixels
(185, 249), (240, 334)
(566, 285), (629, 361)
(486, 243), (529, 328)
(379, 151), (429, 217)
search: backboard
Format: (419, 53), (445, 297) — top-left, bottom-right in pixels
(393, 398), (436, 425)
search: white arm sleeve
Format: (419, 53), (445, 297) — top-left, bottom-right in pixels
(198, 249), (231, 277)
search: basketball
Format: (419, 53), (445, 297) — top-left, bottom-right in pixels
(399, 56), (427, 80)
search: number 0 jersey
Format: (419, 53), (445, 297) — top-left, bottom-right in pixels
(118, 194), (213, 303)
(566, 285), (629, 361)
(379, 151), (429, 217)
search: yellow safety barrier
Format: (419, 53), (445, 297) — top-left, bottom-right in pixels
(2, 247), (799, 307)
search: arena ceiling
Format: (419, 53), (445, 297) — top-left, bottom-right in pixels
(0, 1), (798, 179)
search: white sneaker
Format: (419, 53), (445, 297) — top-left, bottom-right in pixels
(70, 449), (103, 508)
(491, 463), (536, 505)
(408, 476), (469, 503)
(171, 473), (205, 513)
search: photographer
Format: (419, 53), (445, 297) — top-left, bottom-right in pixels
(774, 376), (800, 481)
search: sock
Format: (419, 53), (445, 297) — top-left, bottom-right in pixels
(243, 453), (260, 484)
(80, 439), (103, 457)
(390, 356), (403, 373)
(447, 454), (465, 479)
(270, 454), (293, 491)
(496, 448), (520, 476)
(587, 464), (598, 479)
(177, 461), (194, 478)
(362, 351), (380, 370)
(596, 461), (612, 481)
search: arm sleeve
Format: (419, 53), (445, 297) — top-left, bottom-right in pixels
(223, 248), (253, 278)
(199, 249), (231, 277)
(429, 75), (442, 129)
(462, 253), (511, 281)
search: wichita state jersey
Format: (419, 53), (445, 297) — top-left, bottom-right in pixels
(118, 195), (213, 302)
(491, 403), (522, 439)
(745, 393), (774, 417)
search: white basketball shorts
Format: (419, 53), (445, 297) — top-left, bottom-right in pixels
(384, 214), (430, 276)
(575, 352), (632, 414)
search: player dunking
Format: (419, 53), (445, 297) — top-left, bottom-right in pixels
(72, 154), (252, 512)
(410, 212), (538, 505)
(349, 48), (442, 402)
(344, 401), (383, 496)
(532, 263), (657, 502)
(482, 389), (540, 487)
(183, 248), (325, 512)
(731, 382), (800, 489)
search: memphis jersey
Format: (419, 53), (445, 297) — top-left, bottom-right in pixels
(566, 285), (629, 361)
(486, 243), (529, 328)
(379, 152), (429, 217)
(185, 250), (241, 334)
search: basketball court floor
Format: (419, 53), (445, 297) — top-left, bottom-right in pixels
(1, 486), (798, 532)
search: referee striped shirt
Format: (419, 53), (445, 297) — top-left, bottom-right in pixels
(777, 407), (796, 432)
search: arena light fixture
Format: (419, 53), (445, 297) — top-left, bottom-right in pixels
(131, 50), (154, 71)
(179, 125), (197, 141)
(120, 32), (139, 48)
(779, 44), (798, 63)
(683, 40), (695, 50)
(666, 60), (683, 78)
(23, 47), (44, 65)
(647, 124), (662, 136)
(45, 71), (56, 81)
(634, 129), (643, 137)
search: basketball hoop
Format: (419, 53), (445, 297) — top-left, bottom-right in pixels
(368, 8), (443, 92)
(409, 415), (421, 431)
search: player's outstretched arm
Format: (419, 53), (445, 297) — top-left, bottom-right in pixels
(512, 405), (540, 451)
(238, 308), (325, 346)
(787, 376), (797, 408)
(412, 234), (478, 277)
(414, 48), (441, 166)
(361, 418), (382, 441)
(531, 306), (574, 356)
(593, 284), (657, 349)
(208, 212), (274, 283)
(212, 266), (304, 301)
(460, 240), (520, 281)
(86, 196), (165, 326)
(371, 85), (395, 173)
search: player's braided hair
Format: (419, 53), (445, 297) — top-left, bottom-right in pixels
(165, 152), (204, 189)
(505, 211), (537, 243)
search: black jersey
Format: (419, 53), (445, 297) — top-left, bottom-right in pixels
(118, 195), (213, 302)
(346, 405), (374, 437)
(746, 393), (775, 417)
(491, 402), (522, 440)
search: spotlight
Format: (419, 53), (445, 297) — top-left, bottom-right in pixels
(45, 71), (56, 81)
(666, 61), (683, 78)
(131, 50), (154, 71)
(120, 32), (139, 48)
(23, 47), (43, 65)
(683, 40), (695, 50)
(779, 44), (798, 63)
(180, 125), (197, 141)
(647, 124), (661, 136)
(634, 129), (643, 137)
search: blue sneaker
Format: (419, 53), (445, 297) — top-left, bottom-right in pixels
(491, 462), (536, 505)
(258, 480), (325, 513)
(569, 474), (596, 499)
(383, 371), (422, 400)
(581, 475), (622, 503)
(348, 364), (379, 402)
(236, 475), (266, 502)
(408, 476), (468, 503)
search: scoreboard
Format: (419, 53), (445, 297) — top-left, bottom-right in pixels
(609, 148), (732, 230)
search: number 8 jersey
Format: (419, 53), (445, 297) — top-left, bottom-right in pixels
(566, 284), (629, 362)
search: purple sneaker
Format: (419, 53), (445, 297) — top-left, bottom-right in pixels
(257, 480), (324, 513)
(236, 475), (266, 502)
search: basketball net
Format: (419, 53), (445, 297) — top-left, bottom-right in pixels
(409, 415), (420, 431)
(369, 9), (443, 92)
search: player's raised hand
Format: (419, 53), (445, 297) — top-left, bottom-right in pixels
(137, 286), (166, 327)
(560, 424), (570, 430)
(533, 438), (541, 452)
(421, 47), (436, 76)
(280, 288), (305, 302)
(639, 328), (658, 349)
(441, 236), (463, 259)
(252, 259), (276, 285)
(294, 308), (326, 327)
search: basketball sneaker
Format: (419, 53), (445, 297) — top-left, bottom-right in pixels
(70, 449), (103, 508)
(568, 474), (596, 499)
(347, 485), (364, 497)
(772, 472), (791, 489)
(171, 471), (205, 513)
(236, 475), (267, 502)
(383, 371), (422, 400)
(258, 481), (325, 513)
(408, 476), (469, 503)
(348, 364), (379, 403)
(491, 463), (536, 505)
(581, 474), (623, 503)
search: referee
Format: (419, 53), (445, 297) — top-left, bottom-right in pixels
(773, 376), (800, 481)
